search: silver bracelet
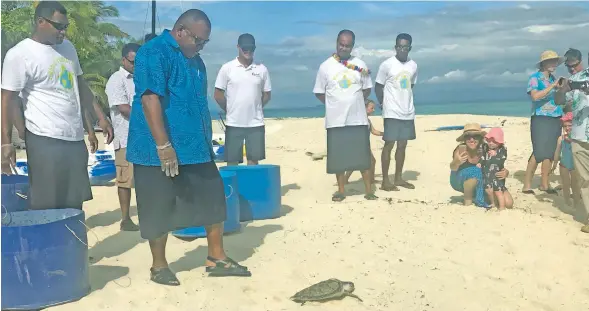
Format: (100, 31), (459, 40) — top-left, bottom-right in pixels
(156, 141), (171, 150)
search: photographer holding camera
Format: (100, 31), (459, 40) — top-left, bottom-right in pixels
(557, 49), (589, 233)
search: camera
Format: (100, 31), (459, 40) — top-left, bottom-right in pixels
(569, 80), (589, 90)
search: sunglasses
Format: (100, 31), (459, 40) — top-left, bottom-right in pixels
(566, 61), (581, 69)
(464, 134), (481, 140)
(43, 17), (69, 31)
(182, 27), (209, 47)
(395, 45), (411, 52)
(240, 46), (256, 53)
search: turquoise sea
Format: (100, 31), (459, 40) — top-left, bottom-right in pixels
(209, 101), (531, 120)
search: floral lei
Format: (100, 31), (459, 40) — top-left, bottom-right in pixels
(332, 53), (370, 76)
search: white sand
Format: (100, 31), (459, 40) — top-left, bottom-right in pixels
(39, 114), (589, 310)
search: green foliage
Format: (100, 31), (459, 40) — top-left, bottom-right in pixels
(1, 1), (134, 110)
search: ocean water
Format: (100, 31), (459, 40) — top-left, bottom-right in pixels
(209, 101), (531, 120)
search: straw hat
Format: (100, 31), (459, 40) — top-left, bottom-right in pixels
(536, 50), (564, 69)
(456, 123), (487, 142)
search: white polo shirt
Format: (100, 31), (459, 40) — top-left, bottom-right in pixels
(105, 67), (135, 150)
(313, 56), (373, 129)
(214, 58), (271, 128)
(1, 38), (84, 141)
(375, 56), (418, 120)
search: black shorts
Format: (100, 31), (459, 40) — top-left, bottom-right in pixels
(25, 130), (92, 210)
(225, 125), (265, 163)
(326, 125), (371, 174)
(134, 162), (227, 240)
(383, 118), (416, 142)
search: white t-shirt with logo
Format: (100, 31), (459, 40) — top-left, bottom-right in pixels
(375, 57), (418, 120)
(106, 67), (135, 150)
(214, 58), (271, 128)
(313, 56), (373, 129)
(1, 38), (84, 141)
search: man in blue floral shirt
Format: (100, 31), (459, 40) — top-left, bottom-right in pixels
(127, 9), (251, 285)
(560, 50), (589, 233)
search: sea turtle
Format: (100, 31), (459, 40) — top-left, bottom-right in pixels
(290, 278), (363, 305)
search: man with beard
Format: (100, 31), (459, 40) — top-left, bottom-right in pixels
(214, 33), (272, 165)
(376, 33), (419, 192)
(313, 29), (377, 202)
(1, 1), (113, 211)
(105, 43), (141, 231)
(558, 49), (589, 232)
(127, 9), (251, 286)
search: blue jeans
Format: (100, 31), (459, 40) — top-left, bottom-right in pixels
(450, 167), (489, 208)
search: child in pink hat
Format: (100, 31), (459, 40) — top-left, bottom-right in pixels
(552, 112), (580, 207)
(478, 127), (513, 210)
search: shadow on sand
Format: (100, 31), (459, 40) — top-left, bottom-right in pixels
(347, 170), (421, 194)
(169, 223), (283, 274)
(86, 206), (138, 229)
(89, 265), (130, 293)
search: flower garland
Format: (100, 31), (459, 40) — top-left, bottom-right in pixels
(332, 53), (370, 76)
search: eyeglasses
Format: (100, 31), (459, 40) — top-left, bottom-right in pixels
(124, 57), (134, 65)
(566, 61), (580, 69)
(43, 17), (69, 31)
(395, 45), (411, 52)
(182, 27), (209, 47)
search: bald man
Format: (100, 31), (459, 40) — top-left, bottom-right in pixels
(127, 9), (251, 286)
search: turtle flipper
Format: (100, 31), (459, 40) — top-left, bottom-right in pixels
(347, 293), (363, 302)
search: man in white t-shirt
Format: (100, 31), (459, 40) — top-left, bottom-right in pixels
(375, 33), (419, 192)
(313, 29), (377, 202)
(105, 43), (141, 232)
(1, 1), (113, 211)
(214, 33), (271, 165)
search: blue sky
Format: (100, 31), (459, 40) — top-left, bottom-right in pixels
(104, 1), (589, 108)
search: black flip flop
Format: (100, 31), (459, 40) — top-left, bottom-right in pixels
(206, 256), (251, 277)
(364, 193), (378, 200)
(380, 184), (400, 192)
(332, 193), (346, 202)
(150, 267), (180, 286)
(540, 188), (558, 194)
(522, 189), (535, 194)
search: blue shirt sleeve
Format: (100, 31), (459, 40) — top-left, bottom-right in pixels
(527, 73), (540, 94)
(134, 47), (168, 98)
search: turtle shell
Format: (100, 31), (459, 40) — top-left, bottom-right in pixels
(291, 278), (345, 302)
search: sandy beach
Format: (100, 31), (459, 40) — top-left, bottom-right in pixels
(33, 114), (589, 311)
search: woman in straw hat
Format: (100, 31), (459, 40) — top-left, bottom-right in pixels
(449, 123), (509, 208)
(522, 50), (568, 195)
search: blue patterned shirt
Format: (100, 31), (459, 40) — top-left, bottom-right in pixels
(126, 29), (214, 166)
(526, 71), (563, 118)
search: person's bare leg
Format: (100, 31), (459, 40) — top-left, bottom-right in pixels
(204, 223), (226, 264)
(118, 187), (138, 231)
(540, 159), (552, 190)
(393, 141), (413, 188)
(370, 153), (377, 183)
(360, 170), (377, 199)
(494, 191), (506, 210)
(344, 171), (354, 184)
(523, 155), (538, 192)
(336, 173), (346, 194)
(381, 142), (397, 190)
(247, 160), (258, 166)
(560, 165), (572, 206)
(503, 190), (514, 209)
(463, 178), (478, 206)
(485, 188), (496, 208)
(149, 234), (169, 269)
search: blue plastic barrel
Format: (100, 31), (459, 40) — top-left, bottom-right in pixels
(1, 174), (29, 213)
(172, 170), (241, 239)
(1, 208), (90, 310)
(219, 164), (281, 221)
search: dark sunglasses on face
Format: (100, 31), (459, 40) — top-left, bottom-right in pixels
(395, 45), (411, 52)
(240, 46), (256, 53)
(566, 61), (580, 69)
(182, 27), (209, 47)
(464, 134), (481, 141)
(43, 17), (69, 31)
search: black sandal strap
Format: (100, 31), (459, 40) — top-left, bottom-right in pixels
(150, 267), (180, 286)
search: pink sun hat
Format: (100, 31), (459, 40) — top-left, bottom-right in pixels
(485, 127), (505, 144)
(561, 112), (573, 122)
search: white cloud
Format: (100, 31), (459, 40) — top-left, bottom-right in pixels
(518, 4), (532, 10)
(426, 68), (537, 86)
(523, 23), (589, 34)
(425, 70), (468, 84)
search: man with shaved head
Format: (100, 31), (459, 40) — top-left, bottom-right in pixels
(127, 9), (251, 286)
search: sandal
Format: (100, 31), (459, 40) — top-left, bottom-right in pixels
(332, 193), (346, 202)
(150, 267), (180, 286)
(380, 184), (399, 192)
(522, 189), (535, 194)
(206, 256), (251, 277)
(364, 193), (378, 200)
(394, 181), (415, 189)
(540, 188), (557, 194)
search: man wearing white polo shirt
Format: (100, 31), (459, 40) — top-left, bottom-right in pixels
(313, 29), (377, 202)
(214, 33), (271, 165)
(376, 33), (419, 192)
